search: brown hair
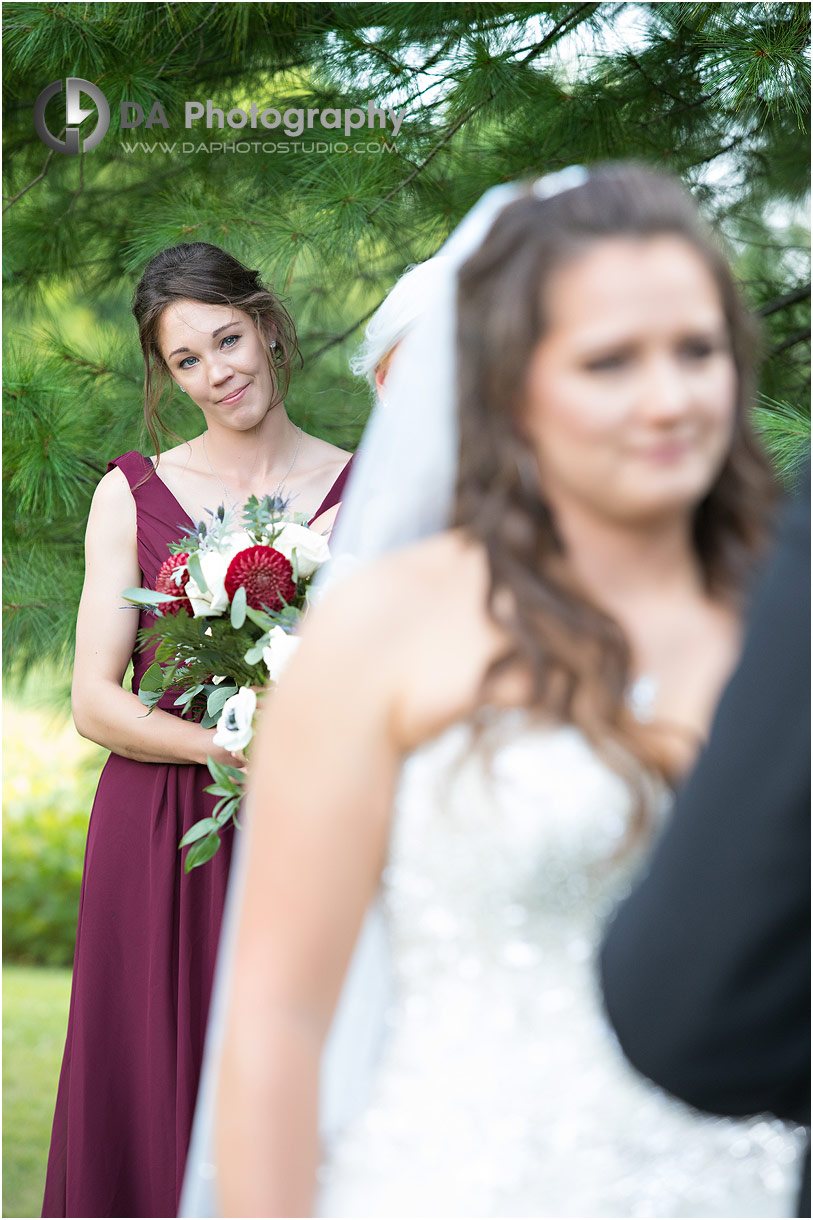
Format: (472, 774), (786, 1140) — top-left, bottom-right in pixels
(131, 242), (302, 459)
(454, 163), (775, 828)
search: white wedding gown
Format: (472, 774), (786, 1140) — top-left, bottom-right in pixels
(314, 711), (802, 1219)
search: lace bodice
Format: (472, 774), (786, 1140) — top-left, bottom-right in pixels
(316, 714), (802, 1218)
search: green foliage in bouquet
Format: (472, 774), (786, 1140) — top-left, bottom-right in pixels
(136, 602), (298, 722)
(122, 493), (324, 870)
(181, 756), (246, 872)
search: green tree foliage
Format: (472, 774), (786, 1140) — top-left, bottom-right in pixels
(4, 1), (810, 680)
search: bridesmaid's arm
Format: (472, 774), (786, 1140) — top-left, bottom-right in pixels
(71, 467), (241, 768)
(217, 567), (402, 1217)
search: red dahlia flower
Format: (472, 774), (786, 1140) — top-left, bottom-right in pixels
(224, 545), (296, 611)
(155, 552), (192, 615)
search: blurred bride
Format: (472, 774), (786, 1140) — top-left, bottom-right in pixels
(215, 164), (803, 1217)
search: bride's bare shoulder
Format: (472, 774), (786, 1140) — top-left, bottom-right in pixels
(292, 532), (506, 747)
(304, 531), (488, 664)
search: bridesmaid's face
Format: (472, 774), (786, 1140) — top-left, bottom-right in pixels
(520, 236), (737, 528)
(159, 300), (277, 429)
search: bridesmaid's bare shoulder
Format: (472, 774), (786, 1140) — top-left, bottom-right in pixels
(147, 438), (204, 478)
(299, 430), (352, 481)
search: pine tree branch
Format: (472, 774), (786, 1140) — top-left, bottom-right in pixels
(687, 133), (746, 168)
(367, 3), (597, 219)
(54, 351), (142, 386)
(757, 283), (811, 316)
(366, 106), (473, 219)
(3, 146), (56, 214)
(63, 147), (85, 217)
(517, 4), (600, 68)
(5, 1), (219, 221)
(4, 602), (54, 612)
(307, 302), (381, 362)
(156, 2), (219, 78)
(770, 327), (810, 355)
(625, 51), (685, 105)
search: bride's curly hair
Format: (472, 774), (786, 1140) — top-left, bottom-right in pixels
(454, 163), (775, 830)
(132, 242), (302, 461)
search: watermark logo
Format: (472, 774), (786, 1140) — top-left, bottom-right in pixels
(34, 77), (110, 154)
(33, 80), (402, 157)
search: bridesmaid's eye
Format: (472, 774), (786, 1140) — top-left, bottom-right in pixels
(178, 356), (198, 370)
(221, 334), (240, 349)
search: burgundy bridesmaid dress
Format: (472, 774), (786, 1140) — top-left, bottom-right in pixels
(42, 449), (352, 1219)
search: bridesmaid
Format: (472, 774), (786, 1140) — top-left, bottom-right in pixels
(42, 242), (352, 1219)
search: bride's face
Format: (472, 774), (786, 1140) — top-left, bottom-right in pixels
(520, 236), (737, 527)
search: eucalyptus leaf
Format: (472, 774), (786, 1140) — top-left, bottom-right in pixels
(206, 755), (246, 787)
(174, 684), (203, 707)
(178, 817), (220, 847)
(186, 552), (209, 595)
(183, 834), (221, 873)
(140, 662), (165, 692)
(230, 585), (247, 629)
(208, 790), (234, 806)
(122, 587), (178, 607)
(206, 684), (237, 717)
(216, 798), (241, 825)
(244, 644), (266, 665)
(245, 606), (275, 630)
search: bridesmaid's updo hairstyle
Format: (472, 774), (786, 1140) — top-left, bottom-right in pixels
(132, 242), (301, 458)
(454, 162), (775, 822)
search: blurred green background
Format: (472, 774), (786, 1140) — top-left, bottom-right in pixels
(3, 2), (810, 1215)
(2, 677), (103, 1218)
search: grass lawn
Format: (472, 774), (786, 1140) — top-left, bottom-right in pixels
(3, 964), (72, 1219)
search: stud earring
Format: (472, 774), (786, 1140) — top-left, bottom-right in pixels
(178, 387), (186, 395)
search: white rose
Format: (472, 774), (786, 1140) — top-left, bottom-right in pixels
(262, 626), (301, 685)
(271, 522), (330, 579)
(223, 529), (256, 554)
(212, 686), (257, 754)
(185, 533), (255, 617)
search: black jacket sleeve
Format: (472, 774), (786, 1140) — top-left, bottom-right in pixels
(599, 464), (810, 1127)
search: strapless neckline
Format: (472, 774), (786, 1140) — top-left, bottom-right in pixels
(316, 706), (802, 1218)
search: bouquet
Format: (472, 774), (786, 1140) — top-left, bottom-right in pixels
(123, 494), (329, 870)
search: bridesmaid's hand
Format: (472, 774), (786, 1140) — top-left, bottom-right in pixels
(199, 730), (248, 771)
